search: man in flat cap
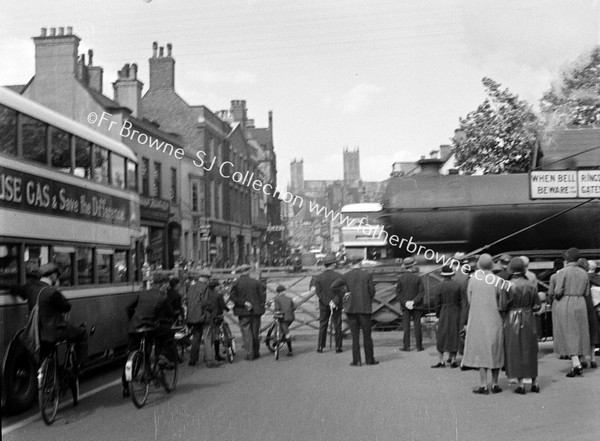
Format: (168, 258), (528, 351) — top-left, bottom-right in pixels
(186, 268), (215, 366)
(230, 264), (266, 360)
(16, 263), (88, 370)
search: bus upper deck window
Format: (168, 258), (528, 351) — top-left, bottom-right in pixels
(74, 137), (92, 179)
(111, 154), (125, 189)
(50, 127), (72, 173)
(21, 115), (47, 165)
(0, 244), (18, 289)
(0, 104), (17, 157)
(94, 146), (109, 185)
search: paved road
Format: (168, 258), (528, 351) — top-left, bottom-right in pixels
(3, 333), (599, 441)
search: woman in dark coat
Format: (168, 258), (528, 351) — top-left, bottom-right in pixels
(499, 258), (541, 394)
(431, 265), (462, 368)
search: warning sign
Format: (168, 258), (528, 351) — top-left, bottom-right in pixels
(530, 170), (600, 199)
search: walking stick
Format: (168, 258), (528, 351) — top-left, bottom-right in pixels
(328, 306), (334, 349)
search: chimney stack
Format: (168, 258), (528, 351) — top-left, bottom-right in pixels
(33, 25), (80, 78)
(113, 62), (144, 117)
(149, 42), (175, 91)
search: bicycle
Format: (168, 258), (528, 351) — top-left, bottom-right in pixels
(264, 311), (286, 360)
(37, 340), (79, 425)
(124, 326), (179, 409)
(172, 318), (191, 363)
(214, 315), (236, 363)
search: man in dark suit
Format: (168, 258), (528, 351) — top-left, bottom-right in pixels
(122, 278), (173, 397)
(310, 254), (344, 353)
(396, 257), (425, 352)
(186, 269), (212, 366)
(332, 257), (378, 366)
(16, 263), (88, 369)
(230, 264), (266, 360)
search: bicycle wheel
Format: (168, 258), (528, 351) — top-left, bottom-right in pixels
(176, 341), (185, 363)
(127, 351), (149, 408)
(160, 345), (178, 393)
(264, 323), (276, 353)
(38, 356), (59, 425)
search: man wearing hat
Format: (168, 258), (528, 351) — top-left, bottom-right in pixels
(17, 263), (88, 370)
(310, 253), (344, 353)
(396, 256), (425, 352)
(552, 247), (591, 377)
(331, 256), (378, 366)
(230, 264), (266, 360)
(186, 268), (215, 366)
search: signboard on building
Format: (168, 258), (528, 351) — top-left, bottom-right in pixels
(530, 170), (600, 199)
(193, 220), (211, 240)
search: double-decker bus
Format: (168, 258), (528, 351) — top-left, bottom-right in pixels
(340, 203), (388, 261)
(0, 87), (143, 412)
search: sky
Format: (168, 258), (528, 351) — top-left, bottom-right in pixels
(1, 0), (598, 187)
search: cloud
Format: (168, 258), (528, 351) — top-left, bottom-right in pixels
(340, 83), (383, 114)
(0, 37), (34, 85)
(189, 70), (257, 85)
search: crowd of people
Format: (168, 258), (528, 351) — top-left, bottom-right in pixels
(12, 246), (599, 402)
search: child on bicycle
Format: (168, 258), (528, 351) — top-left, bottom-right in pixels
(274, 285), (295, 356)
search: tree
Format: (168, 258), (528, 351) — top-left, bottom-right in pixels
(453, 77), (539, 174)
(540, 46), (600, 126)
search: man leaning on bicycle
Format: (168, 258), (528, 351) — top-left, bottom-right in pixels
(122, 275), (174, 398)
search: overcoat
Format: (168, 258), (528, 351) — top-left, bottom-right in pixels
(499, 275), (540, 379)
(230, 275), (266, 317)
(462, 273), (504, 369)
(552, 263), (590, 355)
(434, 278), (462, 353)
(311, 269), (343, 308)
(331, 268), (375, 314)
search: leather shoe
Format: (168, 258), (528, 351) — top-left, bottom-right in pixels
(215, 355), (225, 362)
(416, 347), (425, 352)
(530, 384), (540, 393)
(188, 361), (197, 366)
(244, 355), (253, 361)
(253, 353), (260, 359)
(431, 362), (445, 368)
(287, 352), (293, 357)
(450, 362), (460, 368)
(336, 348), (343, 353)
(349, 361), (361, 367)
(581, 361), (588, 369)
(122, 388), (130, 398)
(472, 386), (489, 395)
(366, 360), (379, 365)
(590, 361), (598, 369)
(566, 365), (583, 377)
(491, 385), (503, 394)
(514, 386), (526, 395)
(400, 347), (410, 352)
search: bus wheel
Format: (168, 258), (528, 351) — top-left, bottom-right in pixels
(4, 341), (37, 413)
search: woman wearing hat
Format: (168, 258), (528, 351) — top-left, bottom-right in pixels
(498, 257), (541, 394)
(431, 265), (462, 368)
(462, 254), (504, 394)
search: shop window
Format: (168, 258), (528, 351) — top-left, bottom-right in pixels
(0, 104), (17, 157)
(170, 167), (177, 202)
(111, 154), (126, 189)
(191, 180), (199, 212)
(75, 137), (92, 179)
(21, 115), (47, 165)
(50, 127), (72, 172)
(77, 247), (93, 285)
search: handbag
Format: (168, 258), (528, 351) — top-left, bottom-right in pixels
(18, 287), (46, 364)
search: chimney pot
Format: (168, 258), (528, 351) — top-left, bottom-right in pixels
(167, 43), (172, 57)
(131, 63), (138, 79)
(88, 49), (93, 66)
(67, 26), (73, 35)
(50, 27), (56, 36)
(159, 46), (164, 57)
(58, 27), (64, 36)
(152, 41), (158, 57)
(41, 27), (47, 37)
